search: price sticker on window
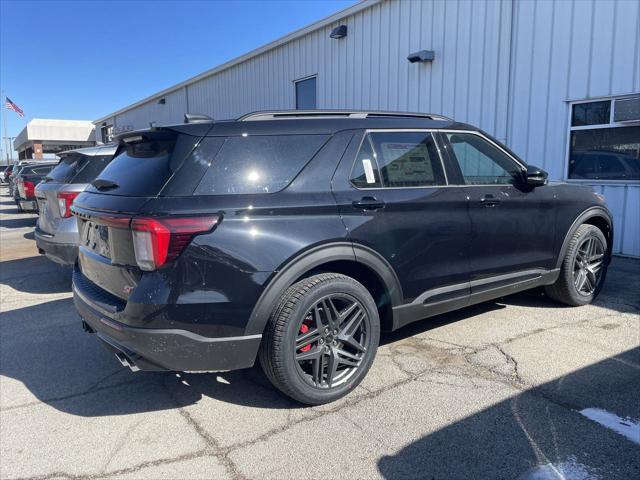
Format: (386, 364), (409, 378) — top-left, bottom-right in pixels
(362, 159), (376, 184)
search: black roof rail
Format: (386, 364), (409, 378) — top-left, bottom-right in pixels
(238, 110), (453, 122)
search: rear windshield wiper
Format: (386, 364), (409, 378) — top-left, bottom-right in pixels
(92, 179), (120, 191)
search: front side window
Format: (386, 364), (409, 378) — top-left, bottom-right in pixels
(446, 132), (522, 185)
(568, 97), (640, 181)
(350, 132), (446, 188)
(295, 77), (317, 110)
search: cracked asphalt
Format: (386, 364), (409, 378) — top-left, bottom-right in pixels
(1, 185), (639, 480)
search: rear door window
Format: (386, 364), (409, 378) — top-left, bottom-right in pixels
(193, 134), (329, 195)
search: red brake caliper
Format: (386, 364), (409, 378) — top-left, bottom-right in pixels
(298, 321), (313, 352)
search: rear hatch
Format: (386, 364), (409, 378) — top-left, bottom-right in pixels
(72, 129), (208, 299)
(73, 127), (330, 301)
(37, 152), (113, 234)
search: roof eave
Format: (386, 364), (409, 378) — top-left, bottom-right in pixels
(93, 0), (381, 125)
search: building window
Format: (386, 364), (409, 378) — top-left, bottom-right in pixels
(101, 124), (113, 144)
(568, 96), (640, 181)
(295, 76), (317, 110)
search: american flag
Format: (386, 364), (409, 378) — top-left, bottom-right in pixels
(5, 97), (24, 117)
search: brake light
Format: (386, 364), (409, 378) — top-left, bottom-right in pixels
(57, 191), (79, 218)
(131, 216), (219, 271)
(24, 181), (35, 198)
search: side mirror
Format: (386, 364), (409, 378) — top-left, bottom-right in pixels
(525, 165), (548, 186)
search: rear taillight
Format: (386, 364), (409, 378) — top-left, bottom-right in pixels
(57, 191), (79, 218)
(131, 216), (219, 271)
(24, 181), (35, 198)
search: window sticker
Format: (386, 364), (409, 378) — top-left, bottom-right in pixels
(362, 158), (376, 184)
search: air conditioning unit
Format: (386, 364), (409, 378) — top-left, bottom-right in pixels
(613, 96), (640, 123)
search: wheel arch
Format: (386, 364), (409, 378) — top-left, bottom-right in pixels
(556, 206), (614, 269)
(245, 243), (403, 335)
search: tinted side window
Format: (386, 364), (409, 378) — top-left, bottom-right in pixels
(193, 135), (328, 195)
(350, 136), (381, 188)
(72, 155), (113, 183)
(47, 155), (80, 182)
(369, 132), (445, 188)
(446, 133), (522, 185)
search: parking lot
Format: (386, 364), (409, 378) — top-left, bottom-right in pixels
(0, 184), (638, 480)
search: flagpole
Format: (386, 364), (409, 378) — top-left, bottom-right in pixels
(1, 89), (9, 164)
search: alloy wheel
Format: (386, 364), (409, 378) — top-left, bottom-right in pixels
(573, 236), (605, 296)
(294, 293), (369, 388)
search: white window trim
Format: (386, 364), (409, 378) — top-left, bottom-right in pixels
(565, 94), (640, 185)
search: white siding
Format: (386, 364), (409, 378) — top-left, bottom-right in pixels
(507, 0), (640, 256)
(93, 0), (640, 255)
(115, 87), (187, 130)
(183, 0), (512, 136)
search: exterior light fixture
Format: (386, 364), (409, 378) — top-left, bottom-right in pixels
(330, 25), (347, 39)
(407, 50), (435, 63)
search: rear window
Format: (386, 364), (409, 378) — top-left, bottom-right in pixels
(46, 154), (82, 182)
(193, 134), (328, 195)
(31, 165), (54, 175)
(87, 133), (198, 196)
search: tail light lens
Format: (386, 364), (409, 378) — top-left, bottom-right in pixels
(57, 191), (79, 218)
(24, 181), (35, 198)
(131, 216), (219, 271)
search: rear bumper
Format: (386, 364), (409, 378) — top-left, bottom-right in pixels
(73, 272), (262, 372)
(35, 228), (78, 265)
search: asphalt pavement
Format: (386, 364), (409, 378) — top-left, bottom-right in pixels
(0, 185), (638, 480)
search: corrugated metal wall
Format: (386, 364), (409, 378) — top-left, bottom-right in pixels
(99, 0), (639, 256)
(507, 0), (640, 256)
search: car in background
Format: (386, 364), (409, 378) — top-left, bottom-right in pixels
(0, 166), (8, 184)
(14, 162), (57, 212)
(71, 110), (613, 405)
(35, 145), (117, 265)
(8, 161), (38, 197)
(2, 164), (14, 184)
(569, 150), (640, 180)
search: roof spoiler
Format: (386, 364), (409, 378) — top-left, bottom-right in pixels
(184, 113), (213, 124)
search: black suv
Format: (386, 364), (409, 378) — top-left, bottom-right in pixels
(71, 111), (613, 405)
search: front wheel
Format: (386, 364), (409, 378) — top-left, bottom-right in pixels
(259, 273), (380, 405)
(545, 224), (608, 306)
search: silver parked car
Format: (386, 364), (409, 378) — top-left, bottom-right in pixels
(35, 144), (117, 264)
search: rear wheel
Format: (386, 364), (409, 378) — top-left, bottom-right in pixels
(259, 273), (380, 405)
(545, 224), (608, 306)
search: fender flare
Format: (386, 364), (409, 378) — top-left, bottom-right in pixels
(555, 206), (614, 269)
(244, 242), (403, 335)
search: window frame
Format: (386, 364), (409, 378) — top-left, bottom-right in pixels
(294, 75), (318, 110)
(565, 94), (640, 185)
(439, 130), (528, 186)
(348, 129), (452, 190)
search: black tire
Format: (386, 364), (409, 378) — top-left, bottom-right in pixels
(545, 224), (608, 306)
(259, 273), (380, 405)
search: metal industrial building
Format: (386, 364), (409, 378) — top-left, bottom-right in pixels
(94, 0), (640, 257)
